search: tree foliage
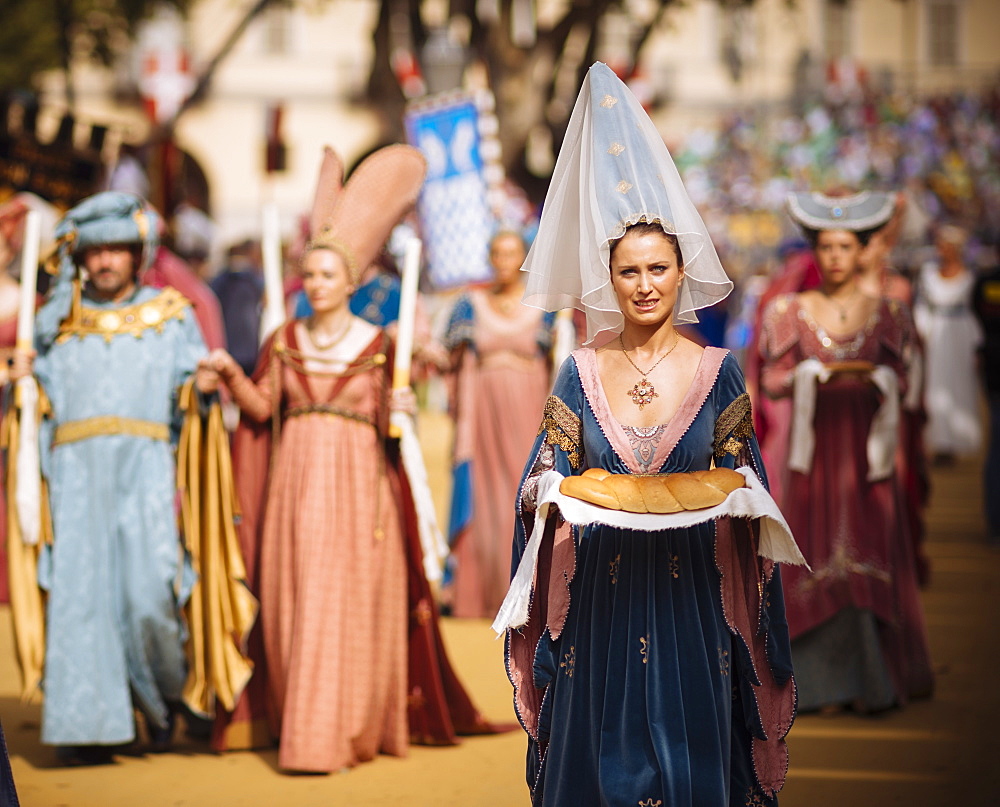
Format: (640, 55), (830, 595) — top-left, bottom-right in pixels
(3, 0), (760, 194)
(0, 0), (191, 98)
(0, 0), (61, 93)
(366, 0), (680, 195)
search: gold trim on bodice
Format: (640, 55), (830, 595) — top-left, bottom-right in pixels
(56, 287), (192, 344)
(272, 336), (387, 378)
(52, 416), (170, 447)
(284, 403), (375, 427)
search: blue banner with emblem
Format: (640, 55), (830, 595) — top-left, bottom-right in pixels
(405, 94), (494, 289)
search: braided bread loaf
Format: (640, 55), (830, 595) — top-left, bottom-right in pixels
(559, 467), (746, 513)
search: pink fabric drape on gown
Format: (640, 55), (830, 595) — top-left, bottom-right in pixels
(451, 292), (550, 618)
(760, 295), (934, 703)
(225, 326), (407, 772)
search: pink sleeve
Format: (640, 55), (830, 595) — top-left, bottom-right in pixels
(759, 298), (798, 400)
(223, 337), (278, 423)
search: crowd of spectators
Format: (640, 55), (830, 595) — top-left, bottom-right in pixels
(671, 79), (1000, 282)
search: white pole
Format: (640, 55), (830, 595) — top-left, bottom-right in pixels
(16, 211), (40, 350)
(15, 210), (42, 545)
(391, 237), (422, 401)
(259, 202), (284, 342)
(387, 237), (445, 580)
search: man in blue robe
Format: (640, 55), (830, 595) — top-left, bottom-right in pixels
(11, 192), (219, 764)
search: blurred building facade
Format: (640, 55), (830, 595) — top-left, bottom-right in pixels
(646, 0), (1000, 132)
(28, 0), (1000, 255)
(37, 0), (382, 253)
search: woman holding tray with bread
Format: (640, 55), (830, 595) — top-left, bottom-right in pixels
(758, 192), (934, 714)
(494, 63), (804, 807)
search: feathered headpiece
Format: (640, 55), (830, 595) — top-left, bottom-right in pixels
(306, 144), (426, 286)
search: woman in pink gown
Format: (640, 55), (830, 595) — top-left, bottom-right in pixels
(213, 292), (408, 771)
(445, 231), (553, 618)
(760, 191), (934, 712)
(206, 145), (503, 771)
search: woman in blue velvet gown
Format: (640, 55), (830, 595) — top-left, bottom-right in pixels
(499, 64), (799, 807)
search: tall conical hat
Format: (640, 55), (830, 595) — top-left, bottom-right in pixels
(521, 62), (732, 345)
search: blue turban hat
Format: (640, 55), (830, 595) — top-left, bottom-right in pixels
(37, 192), (160, 348)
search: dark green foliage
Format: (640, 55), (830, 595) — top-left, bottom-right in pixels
(0, 0), (192, 94)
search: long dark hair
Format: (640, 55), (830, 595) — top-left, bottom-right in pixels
(801, 225), (877, 249)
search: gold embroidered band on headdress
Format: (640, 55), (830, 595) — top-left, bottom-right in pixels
(304, 226), (361, 285)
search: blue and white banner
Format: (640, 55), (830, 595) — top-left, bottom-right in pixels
(405, 94), (494, 289)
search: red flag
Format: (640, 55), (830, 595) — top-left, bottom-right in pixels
(265, 103), (287, 173)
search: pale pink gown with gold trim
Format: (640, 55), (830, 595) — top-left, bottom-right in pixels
(449, 291), (551, 618)
(226, 325), (407, 772)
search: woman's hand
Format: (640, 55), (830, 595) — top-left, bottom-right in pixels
(196, 349), (238, 394)
(389, 385), (417, 416)
(206, 348), (239, 377)
(195, 358), (221, 395)
(8, 348), (35, 383)
(414, 340), (451, 372)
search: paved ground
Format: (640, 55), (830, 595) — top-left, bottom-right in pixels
(2, 411), (998, 806)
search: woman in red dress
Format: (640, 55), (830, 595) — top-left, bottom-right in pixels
(760, 191), (933, 712)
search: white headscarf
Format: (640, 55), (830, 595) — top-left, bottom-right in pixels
(522, 62), (733, 346)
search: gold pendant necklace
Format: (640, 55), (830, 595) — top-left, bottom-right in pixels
(306, 315), (353, 351)
(621, 332), (680, 410)
(824, 289), (859, 324)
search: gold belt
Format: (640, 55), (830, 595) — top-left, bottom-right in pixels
(284, 404), (375, 427)
(52, 416), (170, 447)
(478, 351), (542, 372)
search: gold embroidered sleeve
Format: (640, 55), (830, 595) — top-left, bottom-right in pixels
(714, 392), (754, 458)
(537, 395), (582, 470)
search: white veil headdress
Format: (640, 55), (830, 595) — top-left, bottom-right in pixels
(522, 62), (733, 346)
